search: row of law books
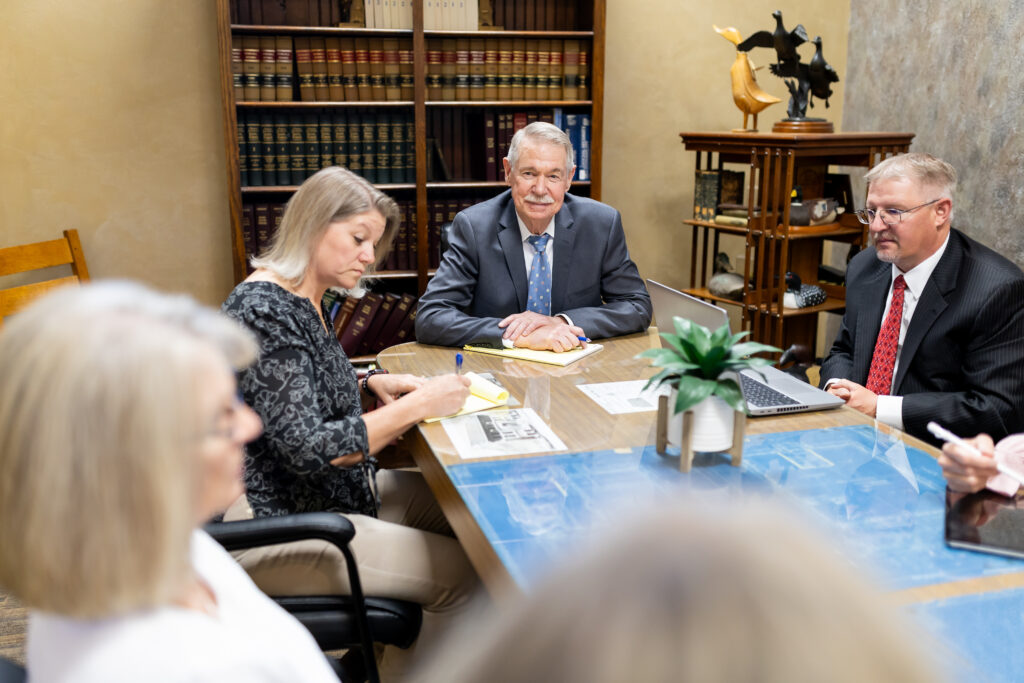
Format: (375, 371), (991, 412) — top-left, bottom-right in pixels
(425, 39), (588, 102)
(426, 108), (590, 183)
(238, 110), (415, 187)
(242, 200), (422, 273)
(232, 36), (414, 103)
(229, 0), (357, 26)
(323, 289), (420, 358)
(229, 0), (588, 31)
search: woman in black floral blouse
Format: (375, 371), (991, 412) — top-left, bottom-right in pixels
(223, 166), (476, 680)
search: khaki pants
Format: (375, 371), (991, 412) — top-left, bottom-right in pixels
(224, 470), (479, 680)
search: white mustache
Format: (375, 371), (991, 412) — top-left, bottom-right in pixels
(525, 194), (555, 204)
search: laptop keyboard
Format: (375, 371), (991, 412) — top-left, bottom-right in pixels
(739, 373), (800, 408)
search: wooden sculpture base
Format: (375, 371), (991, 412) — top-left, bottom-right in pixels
(772, 119), (834, 134)
(655, 395), (746, 472)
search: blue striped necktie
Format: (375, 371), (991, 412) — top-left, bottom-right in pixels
(526, 233), (552, 315)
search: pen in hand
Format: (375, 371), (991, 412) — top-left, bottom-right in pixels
(455, 352), (463, 375)
(927, 421), (983, 458)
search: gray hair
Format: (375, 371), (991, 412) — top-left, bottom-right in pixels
(506, 121), (575, 173)
(251, 166), (401, 284)
(0, 281), (257, 617)
(865, 153), (957, 222)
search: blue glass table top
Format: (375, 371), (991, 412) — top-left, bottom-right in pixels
(446, 424), (1024, 682)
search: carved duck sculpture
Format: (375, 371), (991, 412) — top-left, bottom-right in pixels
(808, 36), (840, 109)
(737, 10), (808, 78)
(714, 25), (781, 132)
(707, 252), (745, 301)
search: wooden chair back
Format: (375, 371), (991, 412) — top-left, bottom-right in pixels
(0, 229), (90, 328)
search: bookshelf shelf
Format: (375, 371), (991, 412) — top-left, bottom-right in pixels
(680, 131), (913, 353)
(423, 29), (595, 38)
(425, 100), (592, 107)
(217, 0), (606, 349)
(242, 183), (417, 194)
(237, 101), (415, 108)
(231, 24), (414, 36)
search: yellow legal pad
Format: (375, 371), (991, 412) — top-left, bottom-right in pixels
(423, 371), (510, 423)
(462, 343), (603, 366)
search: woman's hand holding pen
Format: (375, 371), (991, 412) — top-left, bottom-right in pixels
(412, 374), (472, 417)
(938, 433), (999, 493)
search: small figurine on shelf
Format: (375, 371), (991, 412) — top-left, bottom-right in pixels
(714, 25), (781, 132)
(708, 252), (745, 302)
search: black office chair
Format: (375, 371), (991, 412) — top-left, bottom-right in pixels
(439, 221), (453, 262)
(0, 656), (25, 683)
(206, 512), (421, 683)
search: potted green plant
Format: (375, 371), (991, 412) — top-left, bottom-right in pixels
(637, 317), (781, 453)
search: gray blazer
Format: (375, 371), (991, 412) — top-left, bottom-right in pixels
(415, 191), (652, 347)
(820, 228), (1024, 444)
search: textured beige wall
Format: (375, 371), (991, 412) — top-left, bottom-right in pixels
(0, 1), (233, 305)
(603, 1), (850, 296)
(844, 0), (1024, 268)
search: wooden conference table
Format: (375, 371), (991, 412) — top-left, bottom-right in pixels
(379, 331), (1024, 680)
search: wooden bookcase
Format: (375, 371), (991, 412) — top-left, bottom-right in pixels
(678, 131), (914, 354)
(215, 1), (606, 361)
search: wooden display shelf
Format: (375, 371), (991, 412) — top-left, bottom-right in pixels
(757, 296), (847, 317)
(427, 180), (591, 189)
(683, 287), (745, 308)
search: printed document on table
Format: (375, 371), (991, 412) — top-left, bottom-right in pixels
(441, 408), (567, 460)
(576, 380), (667, 414)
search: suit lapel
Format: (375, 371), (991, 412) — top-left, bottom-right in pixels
(893, 233), (960, 391)
(498, 199), (529, 310)
(853, 261), (892, 382)
(550, 200), (576, 312)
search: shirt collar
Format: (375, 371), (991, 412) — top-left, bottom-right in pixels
(892, 231), (950, 298)
(517, 214), (556, 243)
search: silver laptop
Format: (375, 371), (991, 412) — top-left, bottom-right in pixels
(646, 280), (843, 416)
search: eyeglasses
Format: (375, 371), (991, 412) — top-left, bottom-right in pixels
(855, 199), (940, 226)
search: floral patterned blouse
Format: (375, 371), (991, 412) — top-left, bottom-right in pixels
(223, 282), (378, 518)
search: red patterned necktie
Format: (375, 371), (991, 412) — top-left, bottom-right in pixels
(865, 274), (906, 396)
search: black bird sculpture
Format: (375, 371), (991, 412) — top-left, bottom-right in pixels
(807, 36), (840, 109)
(736, 10), (808, 77)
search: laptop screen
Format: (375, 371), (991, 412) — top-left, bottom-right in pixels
(647, 279), (730, 339)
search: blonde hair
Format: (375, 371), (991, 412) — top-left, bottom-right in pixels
(251, 166), (401, 283)
(0, 281), (257, 618)
(412, 500), (945, 683)
(865, 152), (957, 222)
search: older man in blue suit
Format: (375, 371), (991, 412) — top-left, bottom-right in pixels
(415, 122), (652, 351)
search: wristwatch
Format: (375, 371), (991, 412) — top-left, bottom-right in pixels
(362, 367), (389, 394)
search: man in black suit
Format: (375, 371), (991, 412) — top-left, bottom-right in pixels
(821, 153), (1024, 445)
(415, 122), (651, 351)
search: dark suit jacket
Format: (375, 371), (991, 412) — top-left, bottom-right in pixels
(415, 191), (652, 346)
(820, 228), (1024, 444)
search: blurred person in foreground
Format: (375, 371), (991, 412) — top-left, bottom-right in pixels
(0, 282), (338, 681)
(222, 166), (477, 679)
(411, 500), (946, 683)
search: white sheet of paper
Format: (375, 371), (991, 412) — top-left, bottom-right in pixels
(576, 380), (667, 414)
(441, 408), (567, 460)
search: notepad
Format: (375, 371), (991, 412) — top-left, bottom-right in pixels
(463, 343), (603, 366)
(423, 371), (510, 423)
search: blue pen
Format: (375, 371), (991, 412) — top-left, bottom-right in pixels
(455, 352), (463, 375)
(577, 336), (590, 343)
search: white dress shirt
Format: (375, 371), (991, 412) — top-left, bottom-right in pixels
(828, 233), (951, 430)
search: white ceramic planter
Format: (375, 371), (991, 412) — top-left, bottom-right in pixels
(666, 391), (735, 452)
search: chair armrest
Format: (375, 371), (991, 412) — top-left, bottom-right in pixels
(204, 512), (355, 553)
